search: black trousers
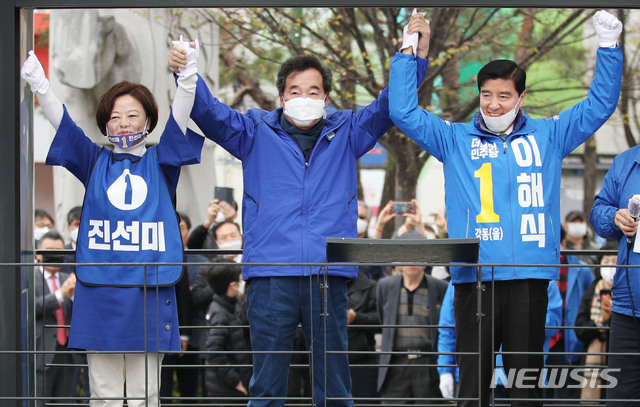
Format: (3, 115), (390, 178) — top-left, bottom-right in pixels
(160, 347), (201, 404)
(379, 355), (441, 404)
(454, 279), (548, 407)
(36, 343), (75, 407)
(607, 311), (640, 406)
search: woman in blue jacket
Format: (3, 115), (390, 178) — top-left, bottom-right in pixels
(21, 39), (203, 407)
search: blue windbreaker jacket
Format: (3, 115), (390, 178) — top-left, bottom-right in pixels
(590, 145), (640, 318)
(390, 48), (622, 284)
(190, 59), (428, 279)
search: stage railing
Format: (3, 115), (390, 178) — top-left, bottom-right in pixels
(0, 242), (630, 406)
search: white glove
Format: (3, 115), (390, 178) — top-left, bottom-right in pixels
(439, 372), (454, 399)
(172, 35), (199, 77)
(400, 9), (427, 56)
(593, 10), (622, 48)
(21, 50), (49, 94)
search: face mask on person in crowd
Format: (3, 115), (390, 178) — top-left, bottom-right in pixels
(218, 239), (242, 252)
(480, 94), (522, 134)
(69, 227), (79, 243)
(282, 96), (327, 126)
(600, 267), (616, 285)
(356, 218), (368, 235)
(567, 222), (588, 238)
(34, 227), (50, 241)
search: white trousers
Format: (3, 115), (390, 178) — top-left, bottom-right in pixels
(87, 352), (164, 407)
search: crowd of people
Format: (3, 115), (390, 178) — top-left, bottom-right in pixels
(24, 8), (639, 407)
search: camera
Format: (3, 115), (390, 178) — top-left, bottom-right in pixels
(599, 288), (612, 299)
(392, 201), (415, 214)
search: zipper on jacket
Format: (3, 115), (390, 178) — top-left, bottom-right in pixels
(501, 135), (517, 278)
(498, 135), (508, 154)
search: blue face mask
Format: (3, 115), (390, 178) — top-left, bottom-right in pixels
(107, 131), (147, 149)
(106, 119), (148, 150)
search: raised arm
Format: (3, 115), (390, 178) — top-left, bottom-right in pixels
(170, 36), (199, 134)
(553, 10), (623, 156)
(351, 14), (431, 158)
(389, 14), (454, 162)
(20, 51), (64, 130)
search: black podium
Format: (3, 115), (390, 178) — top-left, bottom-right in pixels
(319, 237), (480, 406)
(326, 237), (480, 265)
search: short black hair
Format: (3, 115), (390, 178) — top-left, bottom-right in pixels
(205, 260), (242, 296)
(597, 240), (619, 264)
(37, 230), (64, 249)
(276, 55), (333, 95)
(178, 211), (191, 231)
(35, 209), (54, 225)
(66, 206), (82, 225)
(477, 59), (526, 96)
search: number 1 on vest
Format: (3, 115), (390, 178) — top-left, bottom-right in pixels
(474, 162), (500, 223)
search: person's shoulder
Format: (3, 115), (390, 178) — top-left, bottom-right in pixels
(614, 145), (640, 164)
(426, 274), (449, 290)
(325, 108), (352, 126)
(186, 253), (209, 263)
(246, 107), (274, 119)
(377, 274), (401, 288)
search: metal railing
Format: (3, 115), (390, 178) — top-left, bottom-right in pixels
(0, 247), (634, 406)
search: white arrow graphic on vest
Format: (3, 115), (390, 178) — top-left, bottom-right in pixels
(107, 169), (148, 211)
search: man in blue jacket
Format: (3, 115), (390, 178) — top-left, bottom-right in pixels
(169, 35), (429, 406)
(590, 147), (640, 405)
(389, 10), (623, 407)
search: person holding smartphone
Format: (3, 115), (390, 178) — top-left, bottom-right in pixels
(372, 199), (426, 239)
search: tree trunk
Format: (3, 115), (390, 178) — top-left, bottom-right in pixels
(378, 155), (396, 238)
(583, 135), (597, 219)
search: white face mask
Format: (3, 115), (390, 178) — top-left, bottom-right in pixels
(600, 267), (616, 285)
(282, 96), (327, 126)
(425, 231), (437, 240)
(34, 227), (50, 241)
(218, 239), (242, 251)
(356, 218), (369, 236)
(236, 280), (246, 296)
(480, 94), (522, 134)
(69, 227), (79, 243)
(567, 222), (588, 238)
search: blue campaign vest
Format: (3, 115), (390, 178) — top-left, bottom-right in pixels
(75, 146), (183, 287)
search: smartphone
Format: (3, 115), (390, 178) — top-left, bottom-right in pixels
(214, 186), (234, 206)
(600, 288), (612, 299)
(392, 201), (415, 214)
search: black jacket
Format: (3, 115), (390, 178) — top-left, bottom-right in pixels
(347, 272), (379, 363)
(204, 294), (252, 397)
